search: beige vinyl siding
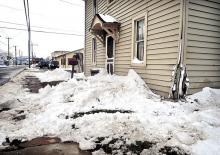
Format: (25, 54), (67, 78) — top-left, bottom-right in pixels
(186, 0), (220, 94)
(85, 0), (106, 76)
(85, 0), (181, 96)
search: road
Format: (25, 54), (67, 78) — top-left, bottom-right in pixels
(0, 66), (25, 86)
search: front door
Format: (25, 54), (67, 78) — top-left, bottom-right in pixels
(106, 36), (115, 74)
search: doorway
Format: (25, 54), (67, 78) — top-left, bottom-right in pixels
(106, 36), (115, 74)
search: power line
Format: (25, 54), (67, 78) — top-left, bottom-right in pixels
(0, 26), (84, 36)
(0, 3), (23, 11)
(0, 3), (42, 16)
(0, 40), (6, 45)
(58, 0), (84, 7)
(0, 20), (83, 34)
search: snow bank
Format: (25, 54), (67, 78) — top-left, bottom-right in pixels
(99, 14), (117, 23)
(0, 69), (220, 154)
(0, 65), (7, 68)
(188, 87), (220, 106)
(35, 68), (71, 82)
(132, 58), (144, 64)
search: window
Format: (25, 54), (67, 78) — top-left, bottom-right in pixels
(131, 13), (147, 66)
(93, 0), (97, 15)
(136, 19), (144, 61)
(92, 38), (97, 64)
(61, 58), (66, 65)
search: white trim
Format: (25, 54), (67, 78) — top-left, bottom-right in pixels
(131, 12), (148, 67)
(105, 35), (115, 74)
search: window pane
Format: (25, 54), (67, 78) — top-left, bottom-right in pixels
(136, 19), (144, 41)
(92, 38), (96, 63)
(107, 37), (114, 58)
(137, 41), (144, 61)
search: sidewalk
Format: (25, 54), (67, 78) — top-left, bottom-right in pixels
(0, 137), (91, 155)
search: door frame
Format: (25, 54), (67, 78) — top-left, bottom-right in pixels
(105, 35), (115, 74)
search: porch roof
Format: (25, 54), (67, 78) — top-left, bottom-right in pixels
(90, 14), (121, 44)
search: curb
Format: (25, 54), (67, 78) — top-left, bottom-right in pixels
(0, 67), (25, 86)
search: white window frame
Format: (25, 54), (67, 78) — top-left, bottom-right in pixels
(131, 12), (147, 67)
(105, 35), (116, 74)
(91, 37), (97, 65)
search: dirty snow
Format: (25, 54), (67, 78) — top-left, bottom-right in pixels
(0, 68), (220, 155)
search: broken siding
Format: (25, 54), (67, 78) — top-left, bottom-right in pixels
(85, 0), (181, 96)
(186, 0), (220, 94)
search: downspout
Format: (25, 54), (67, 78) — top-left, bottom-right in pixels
(83, 0), (87, 73)
(170, 0), (189, 100)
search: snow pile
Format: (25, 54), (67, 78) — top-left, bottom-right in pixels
(99, 14), (117, 23)
(35, 68), (71, 82)
(132, 58), (144, 64)
(188, 87), (220, 106)
(0, 69), (220, 154)
(0, 65), (7, 68)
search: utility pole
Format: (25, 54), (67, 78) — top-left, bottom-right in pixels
(6, 37), (12, 61)
(23, 0), (31, 68)
(14, 45), (17, 66)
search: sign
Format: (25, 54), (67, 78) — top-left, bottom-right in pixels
(68, 58), (78, 66)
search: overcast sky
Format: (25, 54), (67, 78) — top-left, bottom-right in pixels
(0, 0), (84, 58)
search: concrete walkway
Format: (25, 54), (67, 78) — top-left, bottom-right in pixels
(0, 137), (91, 155)
(0, 143), (91, 155)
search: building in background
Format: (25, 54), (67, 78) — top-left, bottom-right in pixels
(51, 51), (70, 59)
(53, 48), (84, 72)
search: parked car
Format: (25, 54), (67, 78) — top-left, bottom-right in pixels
(38, 60), (49, 68)
(48, 60), (59, 69)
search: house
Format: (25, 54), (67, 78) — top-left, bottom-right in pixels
(83, 0), (220, 98)
(54, 48), (84, 71)
(51, 51), (70, 59)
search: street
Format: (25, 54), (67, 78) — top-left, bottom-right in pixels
(0, 66), (25, 86)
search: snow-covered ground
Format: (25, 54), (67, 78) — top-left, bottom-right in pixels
(0, 68), (219, 154)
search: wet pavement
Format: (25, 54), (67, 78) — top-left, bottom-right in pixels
(0, 137), (91, 155)
(0, 66), (25, 86)
(23, 76), (63, 93)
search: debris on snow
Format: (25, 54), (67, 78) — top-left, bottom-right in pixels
(0, 68), (220, 155)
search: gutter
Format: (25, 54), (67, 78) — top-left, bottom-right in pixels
(83, 0), (87, 73)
